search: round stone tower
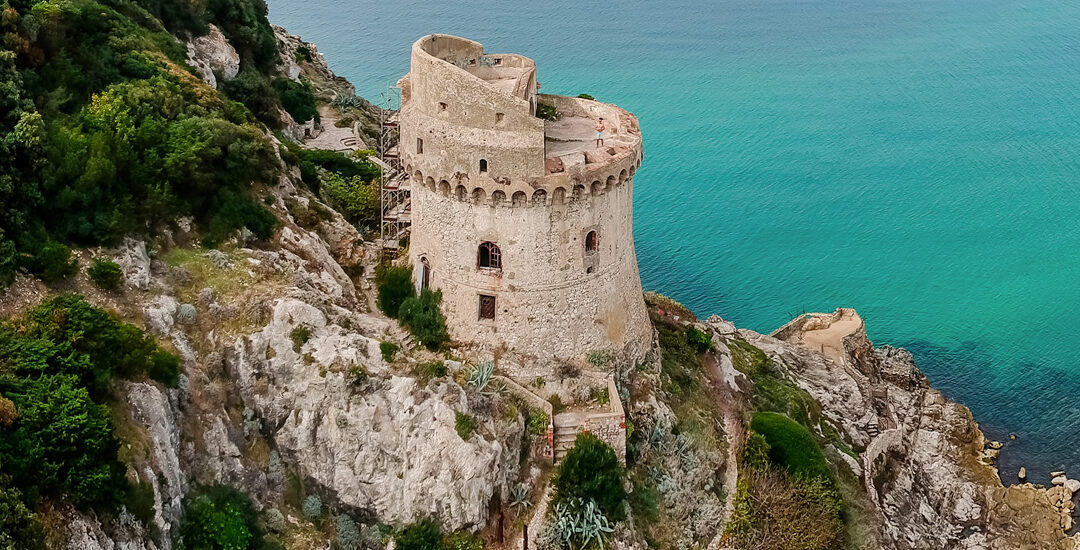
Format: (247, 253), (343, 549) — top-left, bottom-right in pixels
(399, 34), (651, 362)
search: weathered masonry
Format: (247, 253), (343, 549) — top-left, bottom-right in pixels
(399, 34), (651, 362)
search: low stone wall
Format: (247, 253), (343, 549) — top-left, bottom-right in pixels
(581, 378), (626, 462)
(493, 375), (554, 462)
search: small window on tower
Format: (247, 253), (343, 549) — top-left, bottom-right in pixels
(478, 241), (501, 269)
(479, 159), (488, 173)
(438, 102), (447, 112)
(585, 231), (599, 255)
(495, 112), (504, 124)
(479, 295), (496, 320)
(417, 138), (424, 154)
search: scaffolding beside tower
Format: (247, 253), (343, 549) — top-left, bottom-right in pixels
(378, 88), (410, 250)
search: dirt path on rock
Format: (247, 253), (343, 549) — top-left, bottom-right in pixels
(702, 350), (744, 550)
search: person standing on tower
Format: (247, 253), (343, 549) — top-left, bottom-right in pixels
(595, 117), (605, 148)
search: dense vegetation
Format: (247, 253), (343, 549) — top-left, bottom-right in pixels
(179, 484), (266, 550)
(0, 0), (332, 287)
(553, 433), (625, 521)
(724, 340), (846, 550)
(375, 264), (449, 350)
(0, 295), (180, 543)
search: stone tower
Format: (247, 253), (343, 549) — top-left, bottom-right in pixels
(399, 34), (651, 363)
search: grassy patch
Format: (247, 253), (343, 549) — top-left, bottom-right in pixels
(290, 326), (311, 352)
(454, 412), (476, 440)
(751, 412), (832, 481)
(379, 342), (398, 362)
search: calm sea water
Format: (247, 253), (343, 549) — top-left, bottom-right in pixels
(267, 0), (1080, 480)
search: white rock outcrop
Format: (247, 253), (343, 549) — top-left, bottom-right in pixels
(185, 24), (240, 88)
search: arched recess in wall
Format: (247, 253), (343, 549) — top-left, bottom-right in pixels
(438, 180), (451, 196)
(511, 191), (527, 207)
(551, 187), (566, 205)
(491, 190), (507, 205)
(570, 184), (586, 203)
(472, 188), (487, 205)
(585, 230), (599, 254)
(455, 185), (467, 201)
(590, 181), (603, 195)
(425, 176), (436, 191)
(479, 159), (489, 173)
(618, 169), (628, 185)
(478, 241), (502, 269)
(531, 189), (547, 205)
(413, 170), (423, 183)
(605, 175), (616, 191)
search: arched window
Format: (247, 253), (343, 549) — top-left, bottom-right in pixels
(478, 241), (502, 269)
(479, 159), (488, 173)
(585, 231), (599, 255)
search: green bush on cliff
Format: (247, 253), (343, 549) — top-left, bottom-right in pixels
(750, 412), (832, 481)
(272, 77), (319, 123)
(179, 484), (264, 550)
(320, 172), (379, 225)
(553, 432), (625, 521)
(88, 259), (124, 290)
(397, 289), (449, 350)
(375, 264), (414, 318)
(24, 242), (78, 283)
(395, 519), (442, 550)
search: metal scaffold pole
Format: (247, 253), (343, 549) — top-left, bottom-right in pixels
(377, 87), (410, 250)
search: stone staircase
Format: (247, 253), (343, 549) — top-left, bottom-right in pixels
(553, 412), (584, 463)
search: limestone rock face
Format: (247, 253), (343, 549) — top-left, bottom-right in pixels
(754, 312), (1080, 550)
(61, 506), (158, 550)
(225, 298), (520, 529)
(185, 24), (240, 88)
(123, 382), (186, 543)
(115, 238), (151, 290)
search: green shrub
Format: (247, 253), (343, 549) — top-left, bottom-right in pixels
(0, 485), (45, 550)
(725, 469), (844, 550)
(149, 350), (181, 387)
(750, 412), (831, 480)
(379, 341), (399, 362)
(26, 241), (78, 283)
(295, 45), (312, 62)
(527, 411), (549, 435)
(15, 294), (165, 395)
(553, 433), (625, 521)
(0, 374), (126, 508)
(395, 519), (441, 550)
(586, 349), (613, 369)
(548, 394), (566, 415)
(290, 326), (312, 352)
(742, 431), (771, 470)
(397, 289), (449, 351)
(201, 189), (279, 247)
(686, 326), (712, 353)
(88, 259), (123, 290)
(320, 172), (378, 225)
(179, 485), (264, 550)
(535, 102), (558, 121)
(124, 481), (157, 530)
(576, 93), (595, 100)
(0, 234), (17, 289)
(375, 264), (415, 318)
(454, 412), (476, 440)
(302, 495), (323, 519)
(444, 531), (483, 550)
(272, 77), (318, 124)
(349, 364), (368, 385)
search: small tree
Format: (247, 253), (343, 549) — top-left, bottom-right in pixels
(397, 289), (449, 350)
(87, 259), (123, 290)
(395, 519), (441, 550)
(375, 264), (414, 318)
(179, 485), (263, 550)
(26, 241), (77, 283)
(553, 433), (626, 521)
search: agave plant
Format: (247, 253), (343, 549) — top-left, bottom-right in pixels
(575, 499), (614, 550)
(510, 484), (530, 508)
(467, 361), (495, 391)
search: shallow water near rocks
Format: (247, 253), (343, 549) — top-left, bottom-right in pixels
(267, 0), (1080, 481)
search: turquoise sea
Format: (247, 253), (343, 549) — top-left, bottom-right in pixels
(266, 0), (1080, 480)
